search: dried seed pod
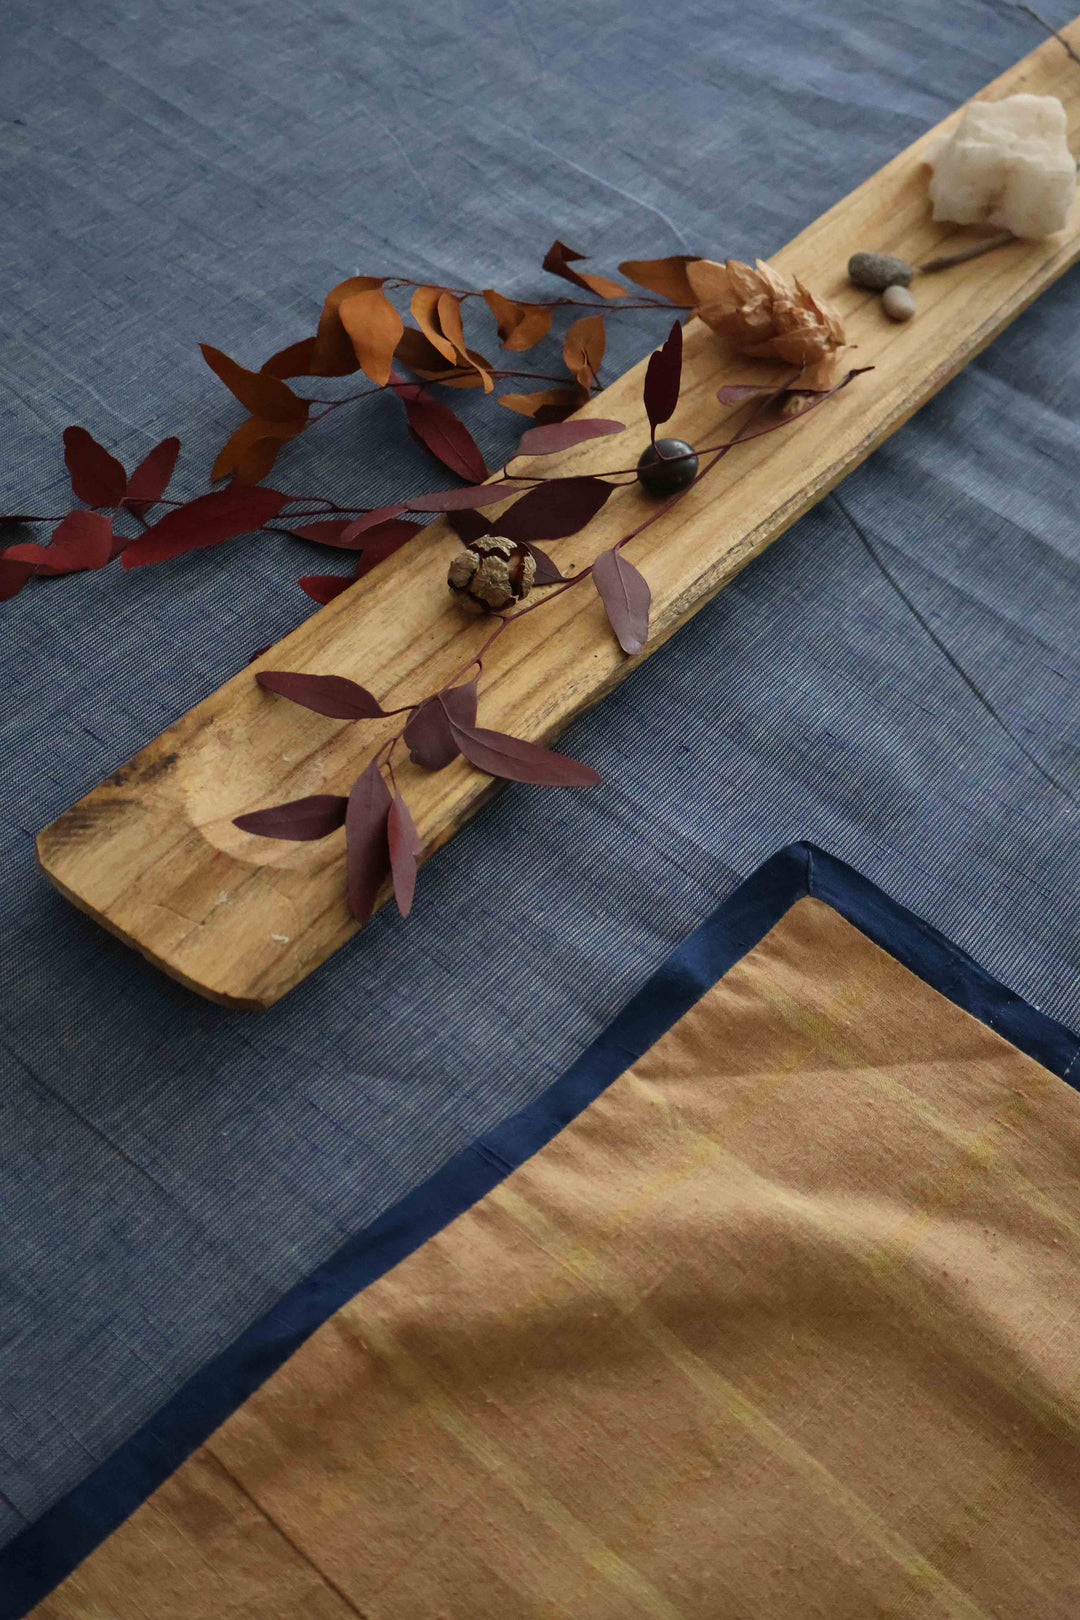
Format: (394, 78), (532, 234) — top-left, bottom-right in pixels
(447, 534), (536, 613)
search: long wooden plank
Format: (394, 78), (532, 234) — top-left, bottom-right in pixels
(38, 24), (1080, 1008)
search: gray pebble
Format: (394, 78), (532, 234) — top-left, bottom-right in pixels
(848, 251), (914, 291)
(882, 284), (915, 322)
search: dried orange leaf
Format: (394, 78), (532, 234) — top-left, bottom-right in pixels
(542, 240), (627, 300)
(310, 275), (386, 376)
(339, 288), (405, 388)
(410, 287), (459, 364)
(563, 315), (606, 392)
(200, 345), (310, 423)
(618, 256), (699, 305)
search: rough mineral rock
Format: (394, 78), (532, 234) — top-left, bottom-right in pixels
(926, 93), (1076, 240)
(882, 284), (915, 322)
(447, 534), (535, 612)
(847, 251), (914, 290)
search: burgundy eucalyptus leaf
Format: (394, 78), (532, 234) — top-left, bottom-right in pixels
(398, 383), (488, 483)
(388, 793), (423, 917)
(406, 483), (528, 513)
(0, 557), (33, 601)
(515, 418), (624, 457)
(592, 547), (651, 655)
(496, 476), (613, 545)
(338, 504), (407, 545)
(353, 518), (422, 578)
(346, 759), (393, 922)
(256, 670), (386, 719)
(446, 508), (491, 545)
(5, 510), (114, 575)
(446, 719), (600, 786)
(299, 573), (354, 604)
(122, 485), (289, 568)
(405, 678), (477, 769)
(523, 543), (567, 586)
(63, 426), (127, 508)
(124, 437), (181, 517)
(233, 793), (348, 841)
(643, 321), (683, 438)
(289, 519), (357, 547)
(715, 382), (791, 406)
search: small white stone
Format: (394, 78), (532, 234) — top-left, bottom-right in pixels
(882, 284), (915, 322)
(216, 890), (229, 905)
(926, 93), (1076, 240)
(270, 933), (290, 943)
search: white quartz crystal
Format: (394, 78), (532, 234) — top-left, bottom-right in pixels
(926, 94), (1075, 240)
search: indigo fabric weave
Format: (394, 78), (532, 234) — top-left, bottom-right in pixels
(1, 0), (1079, 1549)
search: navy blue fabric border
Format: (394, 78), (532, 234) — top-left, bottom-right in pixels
(4, 841), (1077, 1618)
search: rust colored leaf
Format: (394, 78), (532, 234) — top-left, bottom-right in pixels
(261, 336), (318, 378)
(592, 547), (651, 655)
(388, 793), (423, 917)
(346, 759), (393, 923)
(6, 510), (114, 575)
(482, 290), (553, 352)
(643, 320), (683, 438)
(256, 670), (385, 719)
(498, 387), (585, 421)
(516, 418), (624, 457)
(410, 286), (459, 364)
(63, 426), (127, 508)
(436, 293), (493, 392)
(618, 256), (699, 305)
(563, 315), (606, 392)
(406, 483), (527, 513)
(497, 476), (613, 544)
(234, 793), (348, 841)
(200, 346), (309, 423)
(124, 437), (180, 517)
(0, 556), (34, 600)
(542, 240), (627, 300)
(310, 275), (386, 376)
(446, 717), (600, 786)
(353, 518), (422, 578)
(404, 679), (477, 770)
(210, 417), (300, 483)
(122, 485), (289, 568)
(299, 573), (354, 604)
(339, 287), (405, 388)
(394, 327), (484, 387)
(397, 382), (487, 483)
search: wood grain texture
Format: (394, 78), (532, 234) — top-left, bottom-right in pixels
(38, 24), (1080, 1008)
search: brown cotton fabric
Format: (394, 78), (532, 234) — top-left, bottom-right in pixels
(36, 897), (1080, 1619)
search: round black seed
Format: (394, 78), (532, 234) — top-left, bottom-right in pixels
(637, 438), (699, 496)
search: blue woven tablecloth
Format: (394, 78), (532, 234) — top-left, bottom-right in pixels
(1, 0), (1078, 1545)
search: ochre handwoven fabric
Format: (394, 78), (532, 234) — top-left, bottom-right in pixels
(35, 898), (1080, 1617)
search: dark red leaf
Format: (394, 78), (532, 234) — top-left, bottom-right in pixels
(338, 504), (407, 545)
(248, 645), (271, 663)
(63, 426), (127, 507)
(406, 483), (527, 513)
(233, 793), (348, 841)
(398, 384), (488, 483)
(299, 573), (354, 604)
(121, 485), (289, 568)
(447, 718), (600, 786)
(404, 679), (477, 770)
(346, 759), (393, 923)
(542, 240), (627, 300)
(592, 547), (651, 655)
(0, 557), (33, 601)
(523, 543), (567, 585)
(715, 382), (789, 406)
(446, 509), (491, 545)
(124, 437), (181, 517)
(261, 336), (318, 378)
(516, 419), (625, 457)
(5, 510), (114, 575)
(643, 321), (683, 438)
(388, 793), (423, 917)
(352, 518), (422, 579)
(256, 670), (385, 719)
(288, 519), (357, 547)
(497, 476), (613, 544)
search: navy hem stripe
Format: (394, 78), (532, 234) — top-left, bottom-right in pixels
(3, 841), (1076, 1618)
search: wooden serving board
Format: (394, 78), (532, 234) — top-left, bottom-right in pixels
(39, 24), (1080, 1008)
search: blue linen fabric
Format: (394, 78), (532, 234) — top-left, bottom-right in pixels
(1, 0), (1079, 1551)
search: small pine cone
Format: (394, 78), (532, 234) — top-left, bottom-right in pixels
(447, 535), (536, 613)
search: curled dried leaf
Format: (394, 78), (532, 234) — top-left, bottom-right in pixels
(482, 290), (553, 352)
(339, 288), (405, 388)
(563, 315), (605, 393)
(498, 386), (587, 422)
(618, 255), (699, 305)
(310, 275), (386, 376)
(542, 240), (627, 300)
(200, 346), (309, 423)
